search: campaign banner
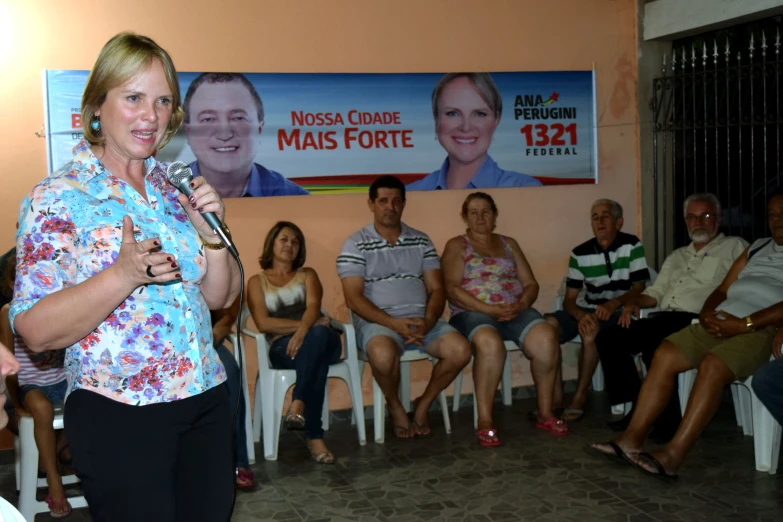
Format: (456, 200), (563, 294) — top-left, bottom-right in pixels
(45, 70), (597, 197)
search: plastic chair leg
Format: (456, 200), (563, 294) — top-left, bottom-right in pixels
(261, 377), (279, 461)
(730, 384), (744, 428)
(18, 417), (38, 522)
(373, 378), (385, 444)
(678, 369), (697, 416)
(400, 362), (411, 412)
(502, 355), (513, 406)
(253, 376), (263, 443)
(347, 361), (367, 445)
(439, 390), (451, 434)
(352, 361), (365, 426)
(472, 390), (478, 429)
(452, 371), (464, 412)
(13, 436), (20, 492)
(322, 385), (330, 431)
(591, 361), (605, 391)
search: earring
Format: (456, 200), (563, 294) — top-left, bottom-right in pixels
(91, 119), (101, 131)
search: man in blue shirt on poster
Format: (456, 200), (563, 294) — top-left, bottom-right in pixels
(183, 72), (309, 198)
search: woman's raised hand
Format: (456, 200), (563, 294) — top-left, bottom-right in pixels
(114, 215), (180, 286)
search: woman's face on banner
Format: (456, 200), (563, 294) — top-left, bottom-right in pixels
(185, 81), (263, 178)
(435, 76), (500, 166)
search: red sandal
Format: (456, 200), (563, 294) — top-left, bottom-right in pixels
(236, 467), (256, 490)
(45, 495), (72, 519)
(476, 428), (501, 447)
(536, 417), (571, 436)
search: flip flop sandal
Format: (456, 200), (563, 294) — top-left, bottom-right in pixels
(527, 408), (566, 422)
(476, 428), (501, 447)
(45, 495), (72, 519)
(236, 467), (256, 490)
(633, 452), (679, 480)
(590, 441), (639, 467)
(284, 412), (305, 431)
(535, 417), (571, 436)
(561, 408), (585, 422)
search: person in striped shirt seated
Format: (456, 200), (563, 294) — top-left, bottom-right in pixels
(337, 176), (472, 439)
(0, 248), (72, 518)
(545, 199), (650, 421)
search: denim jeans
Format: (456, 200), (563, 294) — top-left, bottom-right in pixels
(268, 325), (342, 440)
(214, 343), (249, 468)
(751, 357), (783, 426)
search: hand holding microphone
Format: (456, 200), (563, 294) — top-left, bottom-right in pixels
(166, 162), (238, 258)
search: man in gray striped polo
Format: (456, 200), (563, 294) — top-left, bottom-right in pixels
(338, 176), (471, 439)
(545, 199), (649, 421)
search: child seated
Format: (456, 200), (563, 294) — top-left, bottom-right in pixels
(0, 248), (72, 518)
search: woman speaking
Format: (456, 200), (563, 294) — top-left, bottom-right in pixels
(10, 33), (240, 521)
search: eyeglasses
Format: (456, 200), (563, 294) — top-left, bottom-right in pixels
(685, 212), (714, 222)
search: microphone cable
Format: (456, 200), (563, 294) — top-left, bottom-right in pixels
(226, 250), (244, 522)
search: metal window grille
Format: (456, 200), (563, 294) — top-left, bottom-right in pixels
(651, 17), (783, 267)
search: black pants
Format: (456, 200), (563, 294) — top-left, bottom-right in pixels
(595, 311), (697, 425)
(65, 384), (234, 522)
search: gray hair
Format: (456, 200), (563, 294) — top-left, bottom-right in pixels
(591, 199), (623, 219)
(683, 193), (722, 220)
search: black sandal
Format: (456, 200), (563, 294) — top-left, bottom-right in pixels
(590, 441), (638, 467)
(633, 452), (679, 480)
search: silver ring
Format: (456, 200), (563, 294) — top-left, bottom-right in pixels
(146, 265), (155, 278)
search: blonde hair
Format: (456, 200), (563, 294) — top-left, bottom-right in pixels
(431, 73), (503, 119)
(81, 32), (183, 150)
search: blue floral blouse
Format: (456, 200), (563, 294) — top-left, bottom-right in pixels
(9, 141), (226, 405)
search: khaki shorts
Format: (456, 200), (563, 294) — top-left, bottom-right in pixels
(666, 324), (775, 380)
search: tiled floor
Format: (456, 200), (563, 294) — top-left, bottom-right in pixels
(1, 387), (780, 521)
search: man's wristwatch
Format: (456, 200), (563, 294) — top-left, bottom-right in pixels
(745, 316), (756, 333)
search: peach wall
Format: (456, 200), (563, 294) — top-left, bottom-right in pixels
(0, 0), (640, 412)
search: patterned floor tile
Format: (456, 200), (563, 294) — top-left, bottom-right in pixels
(0, 388), (779, 521)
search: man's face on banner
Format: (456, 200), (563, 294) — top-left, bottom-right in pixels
(185, 81), (263, 178)
(435, 76), (500, 166)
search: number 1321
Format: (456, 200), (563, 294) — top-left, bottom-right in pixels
(520, 123), (577, 147)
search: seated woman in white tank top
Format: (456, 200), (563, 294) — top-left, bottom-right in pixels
(247, 222), (342, 464)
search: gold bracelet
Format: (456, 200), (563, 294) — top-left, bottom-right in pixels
(200, 237), (226, 251)
(200, 224), (230, 251)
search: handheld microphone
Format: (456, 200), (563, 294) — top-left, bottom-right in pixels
(166, 161), (238, 258)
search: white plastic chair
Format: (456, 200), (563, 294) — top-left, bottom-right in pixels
(240, 306), (366, 460)
(14, 407), (88, 521)
(222, 334), (256, 465)
(348, 311), (451, 444)
(451, 340), (520, 429)
(677, 319), (781, 474)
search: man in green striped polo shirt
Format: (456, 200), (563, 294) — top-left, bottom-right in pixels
(545, 199), (649, 421)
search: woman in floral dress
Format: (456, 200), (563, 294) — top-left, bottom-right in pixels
(441, 193), (569, 446)
(10, 33), (240, 521)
